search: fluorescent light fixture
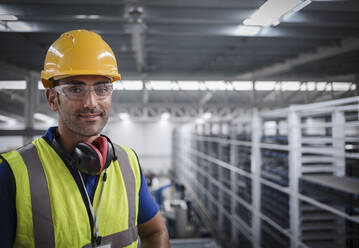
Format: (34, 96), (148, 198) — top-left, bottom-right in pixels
(178, 81), (202, 90)
(305, 82), (316, 91)
(119, 112), (130, 121)
(123, 80), (143, 90)
(147, 81), (174, 90)
(161, 112), (170, 120)
(114, 81), (143, 90)
(34, 113), (56, 125)
(283, 0), (312, 21)
(202, 112), (212, 120)
(236, 25), (261, 36)
(345, 144), (354, 150)
(232, 81), (253, 91)
(7, 21), (31, 31)
(195, 118), (205, 124)
(332, 82), (352, 91)
(0, 114), (17, 124)
(281, 81), (301, 91)
(0, 14), (18, 21)
(243, 0), (311, 27)
(316, 82), (330, 91)
(255, 81), (276, 91)
(0, 81), (26, 89)
(75, 15), (100, 19)
(204, 81), (228, 91)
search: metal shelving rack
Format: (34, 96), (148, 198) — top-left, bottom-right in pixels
(172, 96), (359, 248)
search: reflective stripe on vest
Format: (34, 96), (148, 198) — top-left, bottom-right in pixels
(17, 144), (55, 247)
(17, 143), (138, 247)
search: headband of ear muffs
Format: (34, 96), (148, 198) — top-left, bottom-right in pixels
(52, 133), (115, 175)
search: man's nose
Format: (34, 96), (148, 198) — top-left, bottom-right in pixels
(83, 89), (97, 108)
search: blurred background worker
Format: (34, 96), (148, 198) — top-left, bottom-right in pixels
(0, 29), (169, 248)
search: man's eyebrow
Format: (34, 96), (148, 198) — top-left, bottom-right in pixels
(95, 81), (111, 85)
(66, 80), (85, 85)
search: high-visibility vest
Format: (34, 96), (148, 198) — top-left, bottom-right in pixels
(2, 137), (141, 248)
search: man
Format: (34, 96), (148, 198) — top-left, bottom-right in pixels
(0, 30), (169, 248)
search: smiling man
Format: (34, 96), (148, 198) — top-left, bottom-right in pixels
(0, 30), (169, 248)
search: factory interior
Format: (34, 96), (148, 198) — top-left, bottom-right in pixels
(0, 0), (359, 247)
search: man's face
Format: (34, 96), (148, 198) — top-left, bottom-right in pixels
(54, 75), (112, 137)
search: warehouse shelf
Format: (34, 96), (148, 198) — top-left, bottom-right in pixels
(172, 96), (359, 248)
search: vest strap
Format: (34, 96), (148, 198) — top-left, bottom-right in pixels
(113, 145), (137, 232)
(82, 226), (138, 248)
(82, 145), (139, 247)
(17, 143), (55, 248)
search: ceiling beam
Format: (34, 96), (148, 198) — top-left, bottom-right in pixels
(236, 37), (359, 80)
(0, 60), (34, 78)
(199, 92), (214, 106)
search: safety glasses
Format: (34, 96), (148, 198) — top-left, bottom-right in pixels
(54, 83), (113, 100)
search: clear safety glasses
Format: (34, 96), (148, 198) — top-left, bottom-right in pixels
(54, 83), (114, 100)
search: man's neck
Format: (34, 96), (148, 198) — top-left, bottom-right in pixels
(57, 126), (100, 154)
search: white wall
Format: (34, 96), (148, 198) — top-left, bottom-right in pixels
(0, 136), (23, 153)
(0, 119), (177, 175)
(105, 119), (176, 175)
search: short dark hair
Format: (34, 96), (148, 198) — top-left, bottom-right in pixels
(51, 79), (61, 105)
(51, 79), (59, 88)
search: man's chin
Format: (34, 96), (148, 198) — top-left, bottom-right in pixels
(75, 125), (105, 137)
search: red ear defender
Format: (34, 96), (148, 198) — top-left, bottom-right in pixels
(52, 131), (115, 175)
(90, 136), (109, 175)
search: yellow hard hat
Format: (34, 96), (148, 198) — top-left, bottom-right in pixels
(41, 29), (121, 88)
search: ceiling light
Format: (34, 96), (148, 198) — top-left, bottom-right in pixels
(7, 21), (31, 31)
(204, 81), (228, 91)
(202, 112), (212, 120)
(281, 81), (301, 91)
(75, 15), (100, 19)
(332, 82), (352, 91)
(119, 113), (130, 121)
(255, 81), (277, 91)
(0, 81), (26, 89)
(243, 0), (311, 27)
(147, 81), (175, 90)
(161, 112), (170, 121)
(0, 14), (18, 21)
(232, 81), (253, 91)
(195, 118), (205, 124)
(178, 81), (201, 90)
(236, 25), (262, 36)
(116, 81), (143, 90)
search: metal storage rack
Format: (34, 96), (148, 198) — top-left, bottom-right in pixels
(172, 96), (359, 248)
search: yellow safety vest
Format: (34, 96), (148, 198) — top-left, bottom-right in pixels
(2, 137), (141, 248)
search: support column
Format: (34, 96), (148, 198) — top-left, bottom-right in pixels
(23, 72), (39, 144)
(230, 122), (238, 244)
(288, 107), (301, 248)
(251, 108), (262, 247)
(332, 110), (345, 176)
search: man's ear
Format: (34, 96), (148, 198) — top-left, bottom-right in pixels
(46, 89), (59, 111)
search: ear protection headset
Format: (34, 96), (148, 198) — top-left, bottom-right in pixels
(52, 131), (117, 175)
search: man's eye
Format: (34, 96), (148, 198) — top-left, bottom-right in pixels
(96, 86), (109, 95)
(67, 86), (84, 94)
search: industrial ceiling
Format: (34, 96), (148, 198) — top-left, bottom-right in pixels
(0, 0), (358, 125)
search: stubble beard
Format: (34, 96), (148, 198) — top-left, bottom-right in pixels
(58, 107), (109, 137)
